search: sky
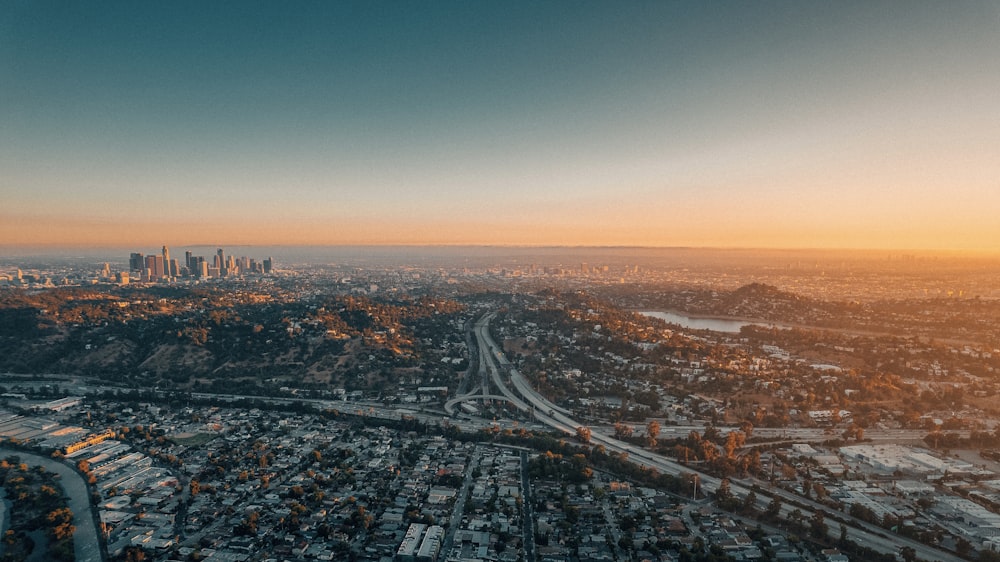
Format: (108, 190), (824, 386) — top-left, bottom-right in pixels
(2, 1), (999, 251)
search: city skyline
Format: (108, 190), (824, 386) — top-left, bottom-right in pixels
(126, 245), (273, 282)
(3, 2), (1000, 252)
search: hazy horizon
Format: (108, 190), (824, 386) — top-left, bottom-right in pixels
(3, 243), (999, 264)
(3, 2), (999, 250)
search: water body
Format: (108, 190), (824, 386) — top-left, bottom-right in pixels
(641, 311), (778, 333)
(0, 448), (102, 562)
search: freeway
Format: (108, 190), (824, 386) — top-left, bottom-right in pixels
(2, 333), (963, 561)
(472, 312), (963, 562)
(443, 393), (522, 414)
(474, 314), (572, 417)
(598, 424), (947, 444)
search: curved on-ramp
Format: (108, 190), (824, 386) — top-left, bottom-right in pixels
(444, 394), (525, 415)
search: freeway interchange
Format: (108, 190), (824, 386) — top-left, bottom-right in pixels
(0, 312), (967, 562)
(465, 312), (962, 562)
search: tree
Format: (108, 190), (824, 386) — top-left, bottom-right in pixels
(724, 431), (745, 459)
(716, 478), (733, 503)
(842, 424), (864, 441)
(741, 449), (763, 476)
(123, 546), (147, 562)
(702, 425), (721, 443)
(715, 478), (739, 511)
(614, 422), (633, 440)
(788, 509), (804, 533)
(575, 426), (592, 444)
(809, 510), (827, 539)
(47, 507), (76, 541)
(956, 537), (972, 557)
(646, 420), (661, 448)
(739, 420), (754, 440)
(850, 503), (877, 524)
(765, 497), (782, 519)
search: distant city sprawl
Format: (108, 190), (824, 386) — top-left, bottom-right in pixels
(0, 248), (998, 562)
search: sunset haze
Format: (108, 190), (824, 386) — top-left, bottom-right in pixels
(3, 2), (999, 251)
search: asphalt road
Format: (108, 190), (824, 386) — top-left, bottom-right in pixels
(472, 312), (965, 562)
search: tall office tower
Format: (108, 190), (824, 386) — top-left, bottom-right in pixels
(129, 253), (144, 272)
(249, 259), (257, 273)
(199, 261), (209, 278)
(162, 246), (171, 277)
(169, 259), (180, 277)
(226, 255), (236, 275)
(189, 256), (204, 278)
(217, 248), (227, 276)
(185, 251), (193, 271)
(240, 256), (250, 272)
(145, 255), (165, 280)
(263, 257), (272, 274)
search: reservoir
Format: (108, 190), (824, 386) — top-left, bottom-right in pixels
(640, 311), (772, 333)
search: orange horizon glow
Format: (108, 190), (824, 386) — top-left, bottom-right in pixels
(4, 4), (999, 254)
(3, 211), (1000, 255)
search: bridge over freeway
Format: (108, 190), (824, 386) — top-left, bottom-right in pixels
(444, 393), (529, 415)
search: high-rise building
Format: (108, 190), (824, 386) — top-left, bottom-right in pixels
(129, 253), (144, 272)
(189, 256), (205, 278)
(162, 246), (171, 278)
(145, 255), (165, 280)
(126, 246), (270, 282)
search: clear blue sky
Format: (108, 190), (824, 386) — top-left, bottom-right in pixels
(3, 1), (999, 250)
